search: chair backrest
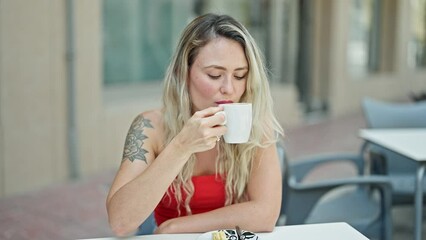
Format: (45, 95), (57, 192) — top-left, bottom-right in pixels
(136, 212), (156, 235)
(276, 143), (289, 217)
(362, 97), (426, 129)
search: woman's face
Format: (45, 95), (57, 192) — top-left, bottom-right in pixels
(188, 37), (248, 112)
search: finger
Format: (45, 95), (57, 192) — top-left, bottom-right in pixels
(193, 106), (224, 118)
(212, 125), (227, 136)
(192, 108), (226, 128)
(212, 111), (226, 126)
(198, 114), (226, 129)
(200, 135), (219, 151)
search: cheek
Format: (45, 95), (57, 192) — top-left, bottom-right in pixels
(189, 76), (218, 100)
(197, 82), (217, 96)
(236, 80), (247, 98)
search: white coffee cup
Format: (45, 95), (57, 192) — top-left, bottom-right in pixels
(217, 103), (252, 144)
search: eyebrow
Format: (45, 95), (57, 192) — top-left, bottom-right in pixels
(203, 65), (248, 71)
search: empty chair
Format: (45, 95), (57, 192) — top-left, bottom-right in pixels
(362, 97), (426, 129)
(276, 143), (393, 240)
(362, 97), (426, 205)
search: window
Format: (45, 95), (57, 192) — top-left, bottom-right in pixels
(102, 0), (298, 86)
(102, 0), (190, 86)
(408, 0), (426, 68)
(347, 0), (382, 76)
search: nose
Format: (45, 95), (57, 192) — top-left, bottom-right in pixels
(220, 76), (234, 95)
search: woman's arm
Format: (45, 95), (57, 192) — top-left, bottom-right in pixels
(106, 107), (226, 237)
(155, 143), (282, 234)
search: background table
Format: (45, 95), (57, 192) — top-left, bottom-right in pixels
(82, 222), (368, 240)
(360, 128), (426, 240)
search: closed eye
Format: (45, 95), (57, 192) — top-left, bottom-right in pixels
(234, 75), (247, 80)
(208, 74), (221, 80)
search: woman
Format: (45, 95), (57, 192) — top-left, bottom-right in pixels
(106, 13), (284, 236)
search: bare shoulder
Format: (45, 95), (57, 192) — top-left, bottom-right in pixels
(138, 109), (163, 129)
(122, 109), (164, 164)
(253, 143), (279, 168)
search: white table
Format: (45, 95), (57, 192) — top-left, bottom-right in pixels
(360, 129), (426, 240)
(82, 222), (368, 240)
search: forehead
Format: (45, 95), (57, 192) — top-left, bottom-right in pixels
(193, 37), (248, 69)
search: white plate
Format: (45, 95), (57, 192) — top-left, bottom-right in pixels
(197, 229), (259, 240)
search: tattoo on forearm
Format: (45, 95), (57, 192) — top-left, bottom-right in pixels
(122, 115), (154, 163)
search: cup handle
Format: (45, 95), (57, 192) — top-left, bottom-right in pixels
(214, 111), (227, 125)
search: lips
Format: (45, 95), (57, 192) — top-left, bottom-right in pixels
(215, 100), (234, 105)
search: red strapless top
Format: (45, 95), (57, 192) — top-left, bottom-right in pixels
(154, 174), (226, 226)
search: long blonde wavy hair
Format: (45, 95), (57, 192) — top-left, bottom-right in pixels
(162, 13), (283, 215)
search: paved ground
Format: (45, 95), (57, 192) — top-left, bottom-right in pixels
(0, 111), (424, 239)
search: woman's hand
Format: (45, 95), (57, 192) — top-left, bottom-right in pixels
(174, 106), (226, 154)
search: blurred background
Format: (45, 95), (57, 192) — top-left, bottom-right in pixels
(0, 0), (425, 239)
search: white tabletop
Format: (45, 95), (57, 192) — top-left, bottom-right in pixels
(359, 129), (426, 161)
(82, 222), (368, 240)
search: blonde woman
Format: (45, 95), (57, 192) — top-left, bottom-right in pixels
(106, 13), (284, 236)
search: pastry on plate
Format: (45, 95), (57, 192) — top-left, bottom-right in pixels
(209, 229), (258, 240)
(212, 230), (227, 240)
